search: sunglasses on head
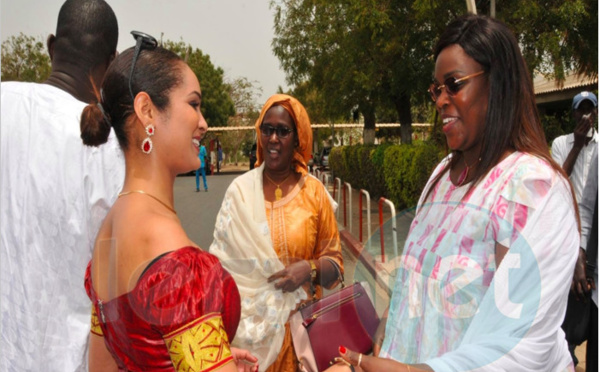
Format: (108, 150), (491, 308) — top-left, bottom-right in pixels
(128, 31), (158, 102)
(259, 124), (294, 139)
(428, 70), (485, 102)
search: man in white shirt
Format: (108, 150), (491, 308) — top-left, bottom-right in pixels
(0, 1), (124, 371)
(576, 145), (598, 372)
(551, 91), (598, 201)
(553, 91), (598, 368)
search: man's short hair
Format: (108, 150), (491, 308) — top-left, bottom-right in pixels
(54, 0), (118, 66)
(572, 91), (598, 110)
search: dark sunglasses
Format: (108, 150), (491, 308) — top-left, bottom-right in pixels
(260, 124), (294, 139)
(428, 70), (485, 102)
(128, 31), (158, 102)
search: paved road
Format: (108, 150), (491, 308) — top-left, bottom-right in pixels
(174, 170), (245, 250)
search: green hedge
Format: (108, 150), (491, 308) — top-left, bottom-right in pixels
(329, 147), (345, 183)
(329, 142), (443, 210)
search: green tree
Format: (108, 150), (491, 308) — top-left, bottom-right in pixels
(163, 40), (235, 128)
(272, 0), (446, 144)
(286, 81), (347, 125)
(474, 0), (597, 81)
(271, 0), (598, 145)
(1, 33), (51, 82)
(273, 1), (378, 144)
(221, 77), (262, 164)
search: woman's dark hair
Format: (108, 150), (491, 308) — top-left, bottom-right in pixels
(424, 14), (577, 217)
(80, 46), (183, 149)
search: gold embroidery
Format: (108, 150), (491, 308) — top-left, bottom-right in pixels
(163, 312), (232, 372)
(90, 305), (103, 336)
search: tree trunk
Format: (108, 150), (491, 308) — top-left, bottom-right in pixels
(363, 128), (376, 145)
(361, 102), (376, 145)
(394, 93), (413, 144)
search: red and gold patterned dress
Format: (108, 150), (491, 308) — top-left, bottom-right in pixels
(84, 247), (241, 371)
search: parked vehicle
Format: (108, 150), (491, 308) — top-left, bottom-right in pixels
(317, 147), (331, 169)
(249, 143), (257, 170)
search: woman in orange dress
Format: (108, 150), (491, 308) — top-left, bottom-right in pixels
(80, 31), (257, 372)
(210, 94), (344, 371)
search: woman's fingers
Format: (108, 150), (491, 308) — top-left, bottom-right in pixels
(267, 269), (285, 282)
(339, 345), (361, 366)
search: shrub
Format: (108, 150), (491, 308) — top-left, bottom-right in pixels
(383, 142), (443, 209)
(356, 145), (375, 191)
(368, 143), (391, 199)
(541, 112), (569, 146)
(328, 142), (442, 210)
(329, 146), (345, 181)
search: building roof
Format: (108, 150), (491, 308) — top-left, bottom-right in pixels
(534, 72), (597, 95)
(534, 71), (597, 106)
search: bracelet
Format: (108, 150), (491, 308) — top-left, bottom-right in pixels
(309, 259), (317, 281)
(357, 353), (363, 367)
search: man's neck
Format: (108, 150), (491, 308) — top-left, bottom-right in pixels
(44, 70), (95, 103)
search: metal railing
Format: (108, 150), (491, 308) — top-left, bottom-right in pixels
(378, 197), (398, 263)
(359, 189), (372, 251)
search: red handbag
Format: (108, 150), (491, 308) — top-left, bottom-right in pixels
(290, 280), (380, 372)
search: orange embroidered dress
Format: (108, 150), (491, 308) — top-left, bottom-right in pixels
(264, 175), (343, 372)
(85, 247), (240, 371)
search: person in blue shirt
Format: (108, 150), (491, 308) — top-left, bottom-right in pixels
(196, 142), (208, 192)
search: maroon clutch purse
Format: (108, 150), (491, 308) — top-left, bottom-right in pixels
(290, 281), (380, 372)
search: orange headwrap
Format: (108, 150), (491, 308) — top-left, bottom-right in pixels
(255, 94), (313, 175)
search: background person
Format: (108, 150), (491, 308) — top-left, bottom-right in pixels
(211, 147), (217, 173)
(329, 14), (579, 372)
(552, 91), (598, 365)
(210, 94), (343, 371)
(552, 91), (598, 201)
(196, 140), (208, 192)
(0, 1), (123, 370)
(218, 143), (224, 172)
(573, 145), (598, 372)
(80, 32), (257, 372)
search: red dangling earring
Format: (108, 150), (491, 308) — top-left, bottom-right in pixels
(141, 124), (155, 154)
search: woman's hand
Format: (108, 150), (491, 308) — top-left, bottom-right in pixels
(372, 321), (386, 357)
(372, 307), (388, 357)
(573, 112), (593, 149)
(230, 347), (259, 372)
(335, 345), (433, 372)
(267, 260), (311, 292)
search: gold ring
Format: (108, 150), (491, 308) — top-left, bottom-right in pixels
(358, 353), (363, 367)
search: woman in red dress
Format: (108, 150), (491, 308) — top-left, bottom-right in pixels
(80, 31), (258, 372)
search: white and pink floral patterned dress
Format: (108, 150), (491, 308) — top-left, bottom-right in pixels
(381, 151), (578, 371)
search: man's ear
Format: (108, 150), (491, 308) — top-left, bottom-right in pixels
(133, 92), (155, 124)
(46, 34), (56, 61)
